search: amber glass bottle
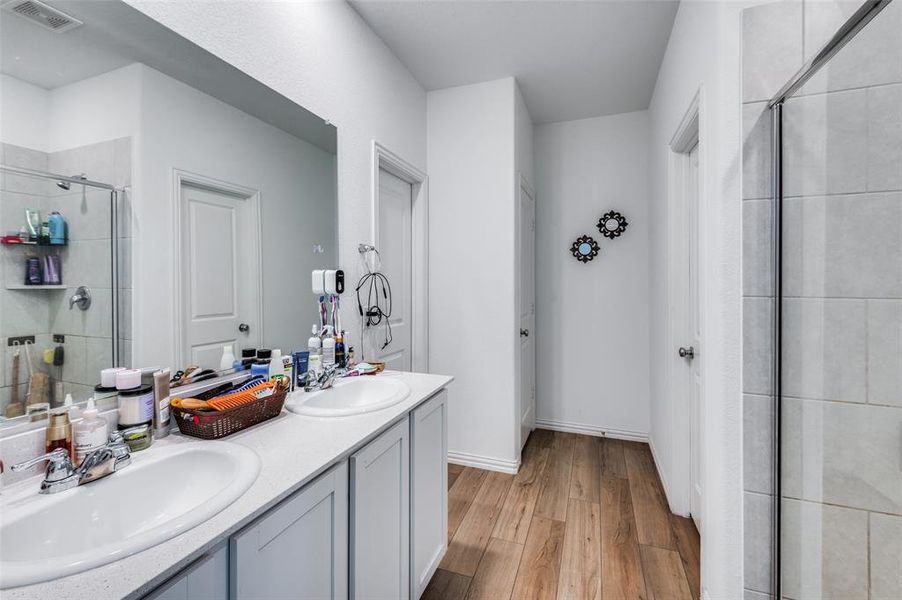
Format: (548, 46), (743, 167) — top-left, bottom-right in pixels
(45, 408), (74, 462)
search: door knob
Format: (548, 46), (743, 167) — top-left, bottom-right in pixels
(238, 323), (250, 333)
(520, 329), (529, 337)
(679, 346), (695, 359)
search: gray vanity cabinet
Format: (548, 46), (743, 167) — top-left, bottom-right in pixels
(231, 460), (349, 600)
(350, 418), (410, 600)
(410, 390), (448, 598)
(141, 386), (450, 600)
(145, 543), (229, 600)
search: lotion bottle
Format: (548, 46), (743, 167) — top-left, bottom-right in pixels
(308, 325), (322, 356)
(74, 397), (109, 463)
(220, 344), (236, 371)
(322, 336), (335, 367)
(64, 393), (81, 421)
(269, 349), (284, 381)
(153, 369), (171, 439)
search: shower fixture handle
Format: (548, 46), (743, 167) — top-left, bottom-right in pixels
(678, 346), (695, 359)
(69, 286), (91, 311)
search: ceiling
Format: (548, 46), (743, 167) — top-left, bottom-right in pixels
(0, 0), (335, 152)
(350, 0), (679, 124)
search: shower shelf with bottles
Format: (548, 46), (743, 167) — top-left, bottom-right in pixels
(5, 284), (66, 291)
(0, 239), (68, 247)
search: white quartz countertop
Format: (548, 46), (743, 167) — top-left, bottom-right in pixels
(3, 370), (453, 600)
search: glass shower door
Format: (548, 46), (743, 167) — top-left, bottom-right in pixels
(779, 1), (902, 597)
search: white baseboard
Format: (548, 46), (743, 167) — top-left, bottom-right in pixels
(447, 450), (519, 474)
(534, 418), (648, 443)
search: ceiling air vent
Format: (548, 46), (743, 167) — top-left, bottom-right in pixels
(2, 0), (83, 33)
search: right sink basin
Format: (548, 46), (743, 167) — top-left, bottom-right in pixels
(285, 375), (411, 417)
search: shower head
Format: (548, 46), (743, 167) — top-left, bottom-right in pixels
(57, 173), (87, 190)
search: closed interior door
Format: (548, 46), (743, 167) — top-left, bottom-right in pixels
(376, 167), (413, 371)
(181, 182), (259, 368)
(687, 143), (702, 529)
(519, 180), (536, 450)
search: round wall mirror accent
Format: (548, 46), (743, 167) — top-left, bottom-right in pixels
(570, 235), (600, 263)
(597, 210), (628, 239)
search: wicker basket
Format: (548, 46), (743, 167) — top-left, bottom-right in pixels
(171, 389), (287, 440)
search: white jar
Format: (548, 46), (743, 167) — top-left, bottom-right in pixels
(118, 385), (154, 427)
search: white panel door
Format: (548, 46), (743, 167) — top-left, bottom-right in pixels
(410, 391), (448, 598)
(231, 461), (349, 600)
(688, 144), (702, 529)
(351, 418), (410, 600)
(180, 183), (259, 369)
(518, 180), (537, 450)
(376, 168), (413, 371)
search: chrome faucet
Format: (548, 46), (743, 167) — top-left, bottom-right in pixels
(10, 429), (137, 494)
(304, 365), (340, 392)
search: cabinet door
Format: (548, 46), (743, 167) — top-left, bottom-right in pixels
(144, 543), (228, 600)
(231, 461), (348, 600)
(410, 391), (448, 599)
(350, 418), (410, 600)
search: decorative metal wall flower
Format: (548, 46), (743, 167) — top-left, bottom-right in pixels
(570, 235), (600, 263)
(597, 211), (628, 239)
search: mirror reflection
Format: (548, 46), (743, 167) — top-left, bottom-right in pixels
(0, 0), (337, 424)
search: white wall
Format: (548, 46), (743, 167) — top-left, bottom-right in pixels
(135, 64), (337, 367)
(47, 65), (142, 153)
(124, 0), (427, 362)
(514, 82), (534, 187)
(534, 110), (650, 440)
(0, 74), (50, 151)
(646, 0), (762, 596)
(428, 77), (520, 471)
(0, 66), (140, 154)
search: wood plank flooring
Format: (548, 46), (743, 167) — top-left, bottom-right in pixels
(425, 430), (699, 600)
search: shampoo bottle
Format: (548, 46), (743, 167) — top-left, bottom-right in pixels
(334, 335), (346, 368)
(74, 397), (109, 463)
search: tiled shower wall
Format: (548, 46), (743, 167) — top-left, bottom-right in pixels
(742, 1), (902, 598)
(0, 138), (131, 413)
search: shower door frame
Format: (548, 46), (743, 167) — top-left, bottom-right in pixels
(765, 0), (894, 596)
(0, 164), (123, 368)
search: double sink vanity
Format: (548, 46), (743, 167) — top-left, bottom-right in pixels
(1, 372), (453, 599)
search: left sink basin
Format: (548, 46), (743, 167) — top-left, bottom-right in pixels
(0, 441), (260, 589)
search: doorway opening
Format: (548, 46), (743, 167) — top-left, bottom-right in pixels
(174, 172), (262, 369)
(517, 175), (536, 452)
(370, 142), (429, 373)
(668, 92), (703, 533)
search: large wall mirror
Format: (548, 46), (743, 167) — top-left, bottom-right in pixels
(0, 0), (337, 427)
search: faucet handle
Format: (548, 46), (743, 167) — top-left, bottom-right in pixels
(10, 448), (76, 482)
